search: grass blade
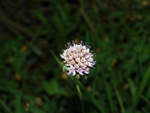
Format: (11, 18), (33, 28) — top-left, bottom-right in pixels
(130, 66), (150, 112)
(0, 98), (13, 113)
(114, 87), (125, 113)
(103, 75), (115, 113)
(50, 50), (62, 67)
(140, 95), (150, 106)
(146, 87), (150, 99)
(127, 78), (136, 103)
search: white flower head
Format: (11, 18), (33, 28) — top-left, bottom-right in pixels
(60, 41), (96, 76)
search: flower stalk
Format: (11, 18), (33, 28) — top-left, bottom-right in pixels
(75, 80), (85, 113)
(60, 41), (95, 113)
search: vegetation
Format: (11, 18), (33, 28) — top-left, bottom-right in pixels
(0, 0), (150, 113)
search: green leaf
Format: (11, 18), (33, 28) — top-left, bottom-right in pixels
(0, 98), (13, 113)
(15, 92), (22, 113)
(30, 107), (46, 113)
(130, 66), (150, 112)
(114, 87), (125, 113)
(43, 100), (57, 112)
(50, 50), (62, 68)
(31, 46), (43, 57)
(128, 78), (136, 103)
(0, 79), (18, 93)
(42, 80), (59, 95)
(103, 75), (115, 113)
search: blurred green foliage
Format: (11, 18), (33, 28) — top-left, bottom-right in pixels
(0, 0), (150, 113)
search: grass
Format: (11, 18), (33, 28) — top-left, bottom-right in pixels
(0, 0), (150, 113)
(0, 98), (13, 113)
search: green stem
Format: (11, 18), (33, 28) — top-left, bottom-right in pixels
(75, 81), (85, 113)
(140, 95), (150, 106)
(0, 98), (13, 113)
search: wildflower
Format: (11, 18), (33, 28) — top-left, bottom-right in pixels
(15, 73), (21, 81)
(142, 0), (148, 6)
(25, 102), (30, 111)
(36, 97), (42, 105)
(25, 107), (29, 111)
(26, 102), (30, 107)
(60, 41), (95, 76)
(21, 45), (27, 52)
(111, 59), (118, 67)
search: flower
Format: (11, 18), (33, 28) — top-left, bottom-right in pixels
(15, 73), (21, 81)
(142, 0), (148, 6)
(60, 41), (95, 76)
(21, 45), (27, 52)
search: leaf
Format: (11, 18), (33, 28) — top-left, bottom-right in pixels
(30, 107), (46, 113)
(0, 79), (18, 93)
(114, 87), (125, 113)
(103, 75), (115, 113)
(130, 66), (150, 112)
(31, 46), (43, 57)
(43, 100), (57, 112)
(15, 92), (22, 113)
(42, 80), (59, 95)
(127, 78), (136, 103)
(50, 50), (62, 68)
(0, 98), (13, 113)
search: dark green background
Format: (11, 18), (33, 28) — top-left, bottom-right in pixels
(0, 0), (150, 113)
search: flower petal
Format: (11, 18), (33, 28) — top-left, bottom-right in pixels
(79, 72), (84, 75)
(67, 71), (71, 76)
(73, 71), (76, 76)
(66, 67), (70, 70)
